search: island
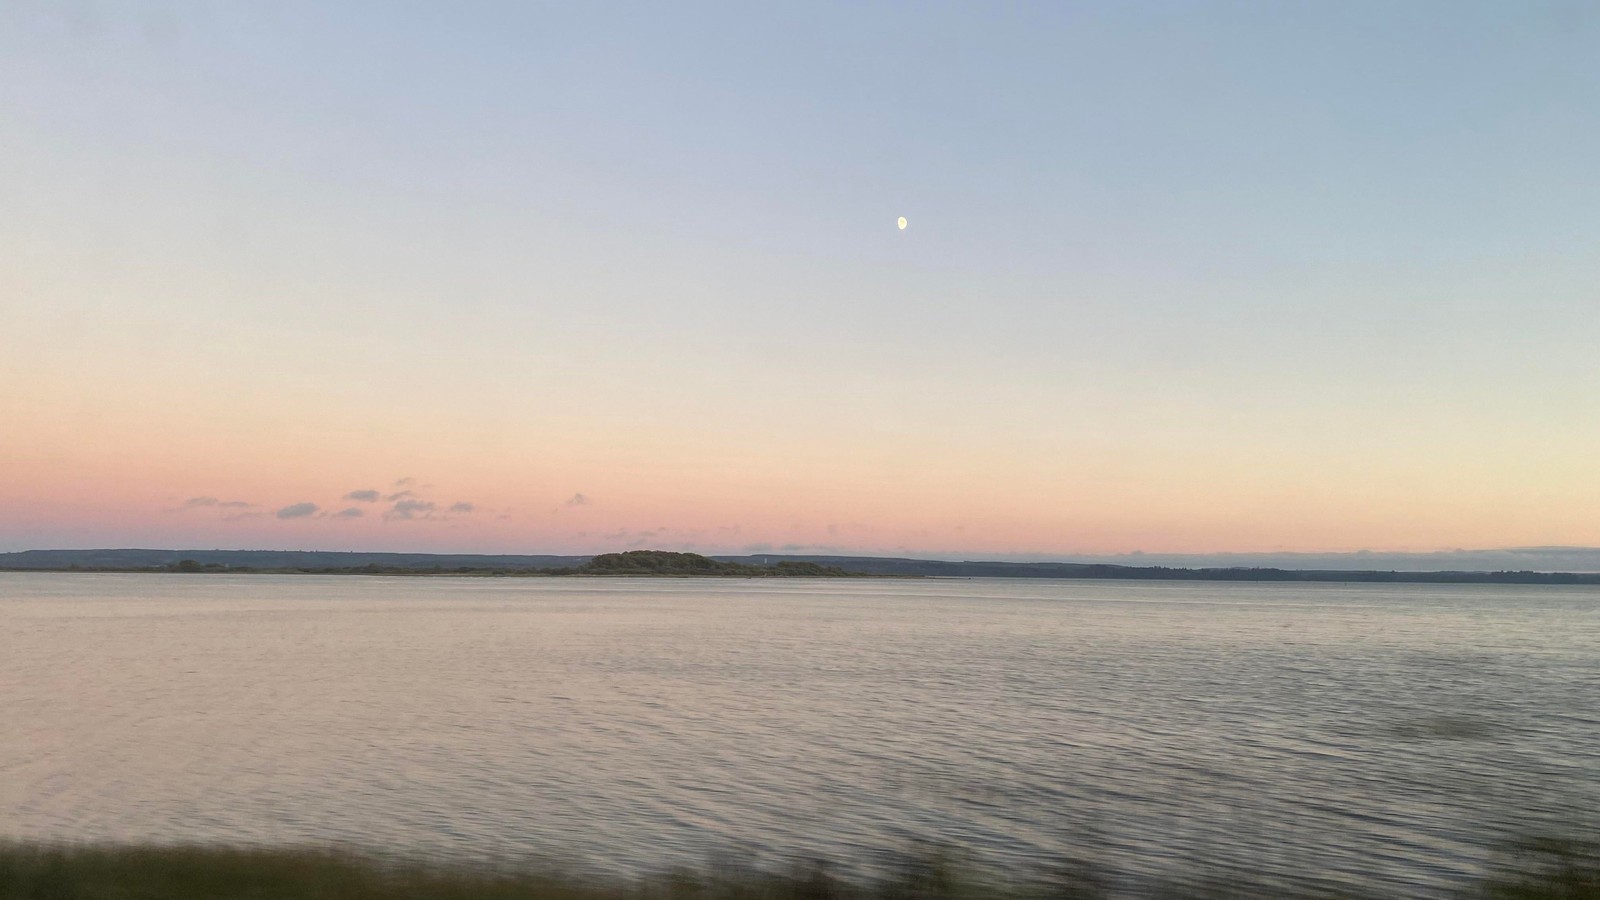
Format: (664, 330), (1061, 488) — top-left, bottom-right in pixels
(567, 550), (854, 577)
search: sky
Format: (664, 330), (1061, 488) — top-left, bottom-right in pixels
(2, 2), (1598, 558)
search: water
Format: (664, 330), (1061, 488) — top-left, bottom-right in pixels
(2, 574), (1597, 895)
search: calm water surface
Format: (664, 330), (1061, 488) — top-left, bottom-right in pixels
(3, 574), (1598, 894)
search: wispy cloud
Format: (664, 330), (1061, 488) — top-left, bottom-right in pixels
(172, 478), (476, 526)
(565, 493), (590, 507)
(385, 499), (437, 521)
(171, 496), (255, 513)
(275, 502), (319, 519)
(382, 476), (423, 501)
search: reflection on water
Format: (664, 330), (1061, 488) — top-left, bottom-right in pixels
(2, 574), (1597, 896)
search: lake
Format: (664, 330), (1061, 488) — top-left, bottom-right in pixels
(2, 574), (1597, 895)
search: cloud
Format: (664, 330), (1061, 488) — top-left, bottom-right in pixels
(275, 502), (320, 519)
(448, 502), (475, 514)
(385, 499), (437, 520)
(380, 477), (425, 500)
(344, 489), (380, 503)
(332, 507), (364, 519)
(173, 496), (254, 512)
(565, 493), (590, 507)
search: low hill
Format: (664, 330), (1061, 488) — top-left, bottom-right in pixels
(577, 551), (850, 577)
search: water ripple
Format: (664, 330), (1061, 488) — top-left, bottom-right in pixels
(2, 574), (1598, 897)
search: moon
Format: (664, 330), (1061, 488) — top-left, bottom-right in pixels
(897, 216), (907, 230)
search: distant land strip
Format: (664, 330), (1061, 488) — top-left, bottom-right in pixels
(5, 548), (1600, 584)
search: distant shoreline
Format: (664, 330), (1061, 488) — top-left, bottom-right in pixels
(6, 568), (1598, 585)
(5, 547), (1600, 585)
(0, 550), (873, 580)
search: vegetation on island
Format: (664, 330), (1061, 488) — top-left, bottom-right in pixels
(574, 551), (853, 577)
(1, 836), (1597, 899)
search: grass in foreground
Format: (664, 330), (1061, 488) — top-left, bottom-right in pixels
(1, 838), (1597, 900)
